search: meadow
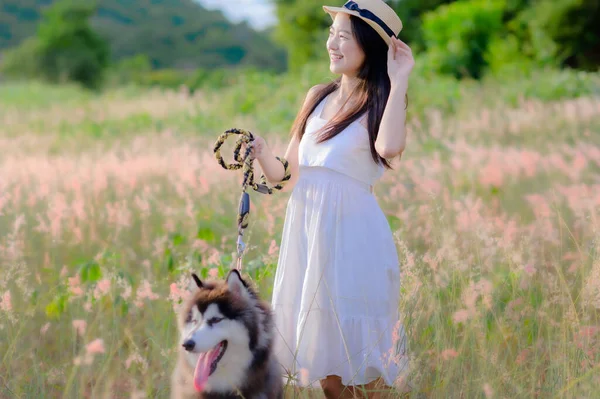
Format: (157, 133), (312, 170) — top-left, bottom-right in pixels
(1, 66), (600, 398)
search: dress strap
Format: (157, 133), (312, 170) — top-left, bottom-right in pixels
(358, 110), (369, 122)
(311, 93), (330, 121)
(355, 110), (369, 131)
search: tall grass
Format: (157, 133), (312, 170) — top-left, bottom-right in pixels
(0, 70), (599, 398)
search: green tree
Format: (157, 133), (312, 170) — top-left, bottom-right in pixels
(36, 0), (110, 89)
(0, 0), (287, 72)
(273, 0), (331, 69)
(422, 0), (505, 79)
(0, 37), (42, 79)
(524, 0), (600, 70)
(388, 0), (455, 52)
(485, 0), (599, 74)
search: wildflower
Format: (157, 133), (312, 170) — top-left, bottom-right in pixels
(68, 275), (84, 298)
(440, 349), (459, 361)
(452, 309), (470, 324)
(515, 349), (529, 365)
(525, 194), (552, 219)
(125, 352), (148, 371)
(86, 338), (105, 354)
(268, 240), (279, 256)
(523, 263), (536, 276)
(93, 278), (111, 299)
(41, 322), (51, 335)
(483, 383), (493, 398)
(207, 249), (221, 266)
(134, 280), (159, 308)
(72, 320), (87, 336)
(74, 338), (105, 366)
(479, 159), (504, 188)
(0, 291), (12, 312)
(299, 368), (309, 385)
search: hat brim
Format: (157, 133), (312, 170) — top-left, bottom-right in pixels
(323, 5), (394, 46)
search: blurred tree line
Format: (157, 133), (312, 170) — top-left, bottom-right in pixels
(0, 0), (597, 90)
(0, 0), (287, 70)
(0, 0), (286, 89)
(1, 1), (109, 89)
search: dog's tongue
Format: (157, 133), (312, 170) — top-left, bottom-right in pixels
(193, 344), (221, 392)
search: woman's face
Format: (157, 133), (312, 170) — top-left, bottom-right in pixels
(326, 13), (365, 77)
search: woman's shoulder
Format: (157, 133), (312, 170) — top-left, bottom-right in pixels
(297, 83), (328, 112)
(306, 83), (328, 102)
(308, 83), (328, 94)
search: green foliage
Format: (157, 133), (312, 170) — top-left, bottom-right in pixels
(273, 0), (332, 69)
(485, 0), (600, 74)
(135, 69), (188, 90)
(106, 64), (255, 93)
(489, 67), (600, 103)
(106, 54), (152, 85)
(185, 68), (231, 91)
(35, 0), (110, 90)
(484, 36), (531, 78)
(422, 0), (505, 79)
(79, 260), (103, 283)
(1, 0), (110, 89)
(45, 289), (69, 319)
(0, 37), (42, 79)
(389, 0), (455, 51)
(521, 0), (600, 71)
(0, 0), (287, 72)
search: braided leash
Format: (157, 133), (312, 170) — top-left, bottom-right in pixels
(213, 128), (291, 270)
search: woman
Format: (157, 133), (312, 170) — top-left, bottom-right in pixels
(251, 0), (414, 397)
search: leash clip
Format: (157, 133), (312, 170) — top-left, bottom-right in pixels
(236, 233), (245, 271)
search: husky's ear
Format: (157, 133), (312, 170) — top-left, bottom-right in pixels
(226, 269), (251, 301)
(189, 273), (203, 291)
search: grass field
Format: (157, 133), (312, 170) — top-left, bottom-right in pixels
(1, 70), (600, 398)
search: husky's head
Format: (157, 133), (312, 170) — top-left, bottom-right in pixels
(178, 269), (270, 394)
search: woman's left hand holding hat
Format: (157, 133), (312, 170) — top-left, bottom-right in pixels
(387, 36), (414, 88)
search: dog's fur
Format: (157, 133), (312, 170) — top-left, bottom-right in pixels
(171, 270), (283, 399)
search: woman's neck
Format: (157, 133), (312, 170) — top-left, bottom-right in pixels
(336, 74), (361, 103)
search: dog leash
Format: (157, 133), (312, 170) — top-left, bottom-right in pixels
(213, 128), (291, 270)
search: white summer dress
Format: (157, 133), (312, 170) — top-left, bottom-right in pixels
(271, 93), (408, 388)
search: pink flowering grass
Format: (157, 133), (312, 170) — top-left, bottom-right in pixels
(0, 82), (599, 398)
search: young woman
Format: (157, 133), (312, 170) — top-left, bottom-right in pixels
(250, 1), (414, 397)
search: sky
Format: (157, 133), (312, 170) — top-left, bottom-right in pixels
(196, 0), (278, 30)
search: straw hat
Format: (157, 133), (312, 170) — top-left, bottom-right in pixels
(323, 0), (402, 45)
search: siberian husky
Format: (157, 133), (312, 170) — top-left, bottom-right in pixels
(170, 269), (283, 399)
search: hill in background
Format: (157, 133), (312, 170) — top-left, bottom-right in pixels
(0, 0), (287, 71)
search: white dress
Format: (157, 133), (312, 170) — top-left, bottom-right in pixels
(271, 93), (408, 388)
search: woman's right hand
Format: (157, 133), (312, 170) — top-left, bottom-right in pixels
(246, 135), (268, 161)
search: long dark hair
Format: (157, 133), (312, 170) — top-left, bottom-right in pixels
(291, 15), (406, 169)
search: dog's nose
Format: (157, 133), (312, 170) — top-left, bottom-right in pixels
(182, 339), (195, 351)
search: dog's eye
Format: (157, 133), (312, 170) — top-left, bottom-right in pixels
(208, 317), (223, 326)
(185, 311), (192, 323)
